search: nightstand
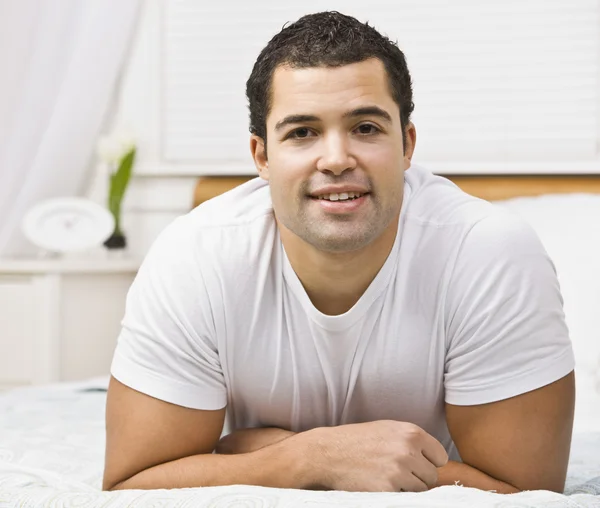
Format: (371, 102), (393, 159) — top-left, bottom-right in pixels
(0, 258), (139, 390)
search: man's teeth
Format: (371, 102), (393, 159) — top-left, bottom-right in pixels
(318, 192), (364, 201)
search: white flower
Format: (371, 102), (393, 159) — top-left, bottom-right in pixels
(97, 136), (123, 165)
(96, 125), (136, 165)
(113, 126), (136, 155)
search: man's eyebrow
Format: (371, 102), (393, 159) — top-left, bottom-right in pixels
(274, 107), (393, 132)
(343, 106), (393, 123)
(274, 115), (320, 132)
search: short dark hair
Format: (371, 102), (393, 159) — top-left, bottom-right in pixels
(245, 11), (414, 153)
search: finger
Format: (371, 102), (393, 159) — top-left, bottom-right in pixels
(419, 433), (449, 467)
(410, 455), (439, 489)
(397, 471), (429, 493)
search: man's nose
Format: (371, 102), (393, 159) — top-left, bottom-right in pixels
(316, 134), (357, 176)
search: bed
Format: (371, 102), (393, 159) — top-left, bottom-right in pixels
(1, 172), (600, 507)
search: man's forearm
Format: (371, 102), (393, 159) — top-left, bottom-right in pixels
(217, 427), (295, 454)
(220, 427), (521, 494)
(109, 432), (315, 491)
(437, 460), (520, 494)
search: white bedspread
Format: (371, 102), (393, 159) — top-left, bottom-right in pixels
(0, 379), (599, 508)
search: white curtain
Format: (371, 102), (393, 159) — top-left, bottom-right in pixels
(0, 0), (141, 258)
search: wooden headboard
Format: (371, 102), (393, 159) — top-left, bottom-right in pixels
(192, 174), (600, 209)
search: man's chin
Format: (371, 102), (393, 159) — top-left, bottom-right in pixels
(306, 231), (376, 254)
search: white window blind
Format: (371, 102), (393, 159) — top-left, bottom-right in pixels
(162, 0), (599, 172)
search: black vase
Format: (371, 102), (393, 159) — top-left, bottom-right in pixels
(103, 232), (127, 250)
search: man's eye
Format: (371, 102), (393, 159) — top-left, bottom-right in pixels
(288, 128), (313, 139)
(356, 124), (380, 135)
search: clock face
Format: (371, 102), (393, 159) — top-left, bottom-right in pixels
(22, 198), (115, 253)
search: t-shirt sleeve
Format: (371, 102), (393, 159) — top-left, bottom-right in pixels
(443, 211), (575, 406)
(110, 216), (227, 410)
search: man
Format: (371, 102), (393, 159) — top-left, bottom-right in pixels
(103, 11), (575, 493)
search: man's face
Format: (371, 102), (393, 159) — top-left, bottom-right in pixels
(252, 58), (415, 253)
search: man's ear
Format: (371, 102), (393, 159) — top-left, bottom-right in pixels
(403, 122), (417, 169)
(250, 135), (269, 180)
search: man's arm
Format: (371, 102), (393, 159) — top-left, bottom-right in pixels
(217, 429), (521, 493)
(104, 376), (448, 491)
(219, 372), (574, 493)
(103, 376), (315, 490)
(443, 371), (575, 493)
(216, 427), (296, 455)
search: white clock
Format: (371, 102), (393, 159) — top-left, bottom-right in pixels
(22, 198), (116, 253)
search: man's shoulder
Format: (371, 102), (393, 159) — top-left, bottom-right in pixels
(404, 164), (506, 230)
(401, 165), (542, 272)
(405, 168), (545, 281)
(146, 177), (277, 272)
(168, 177), (276, 247)
(187, 177), (273, 228)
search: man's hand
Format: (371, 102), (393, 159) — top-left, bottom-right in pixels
(222, 420), (448, 492)
(307, 420), (448, 492)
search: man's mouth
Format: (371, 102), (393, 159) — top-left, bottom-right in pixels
(311, 191), (368, 202)
(308, 192), (370, 213)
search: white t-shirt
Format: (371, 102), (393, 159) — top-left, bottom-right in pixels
(111, 164), (574, 460)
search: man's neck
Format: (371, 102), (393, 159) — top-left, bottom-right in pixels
(279, 217), (399, 316)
